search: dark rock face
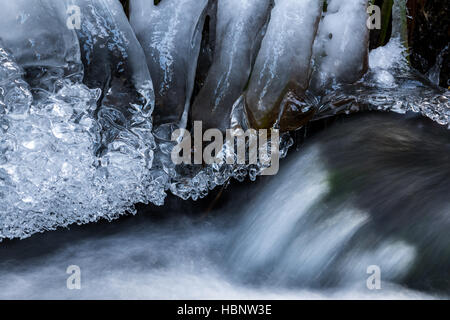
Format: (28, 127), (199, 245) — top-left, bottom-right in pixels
(407, 0), (449, 88)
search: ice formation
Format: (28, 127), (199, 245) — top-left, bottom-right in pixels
(191, 0), (273, 131)
(242, 0), (323, 130)
(311, 0), (369, 93)
(0, 0), (449, 240)
(317, 38), (450, 128)
(130, 0), (209, 127)
(0, 0), (163, 240)
(67, 0), (155, 155)
(0, 0), (82, 91)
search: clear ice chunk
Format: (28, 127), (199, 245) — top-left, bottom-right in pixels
(0, 0), (163, 241)
(66, 0), (155, 154)
(0, 65), (163, 241)
(130, 0), (209, 127)
(242, 0), (323, 130)
(0, 0), (83, 91)
(311, 0), (369, 93)
(191, 0), (273, 131)
(0, 43), (32, 117)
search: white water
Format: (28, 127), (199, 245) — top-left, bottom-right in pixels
(0, 143), (438, 299)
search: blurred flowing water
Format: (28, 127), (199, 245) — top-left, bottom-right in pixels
(0, 113), (448, 299)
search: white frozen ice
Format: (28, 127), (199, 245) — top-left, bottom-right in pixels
(311, 0), (369, 93)
(0, 0), (164, 240)
(0, 79), (166, 240)
(369, 38), (407, 71)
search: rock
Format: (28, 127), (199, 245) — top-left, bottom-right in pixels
(407, 0), (449, 88)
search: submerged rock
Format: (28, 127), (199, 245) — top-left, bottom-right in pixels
(311, 0), (369, 93)
(130, 0), (210, 128)
(241, 0), (323, 130)
(0, 0), (82, 92)
(191, 0), (273, 131)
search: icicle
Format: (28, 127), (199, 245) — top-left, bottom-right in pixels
(0, 0), (83, 91)
(391, 0), (408, 45)
(242, 0), (323, 130)
(311, 0), (369, 93)
(191, 0), (273, 131)
(67, 0), (155, 153)
(130, 0), (209, 127)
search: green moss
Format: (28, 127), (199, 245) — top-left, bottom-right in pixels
(379, 0), (394, 46)
(325, 169), (358, 201)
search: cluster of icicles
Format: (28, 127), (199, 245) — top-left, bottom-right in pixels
(0, 0), (448, 240)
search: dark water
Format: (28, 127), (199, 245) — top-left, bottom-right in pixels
(0, 113), (448, 299)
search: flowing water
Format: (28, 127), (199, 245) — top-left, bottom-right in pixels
(0, 113), (448, 299)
